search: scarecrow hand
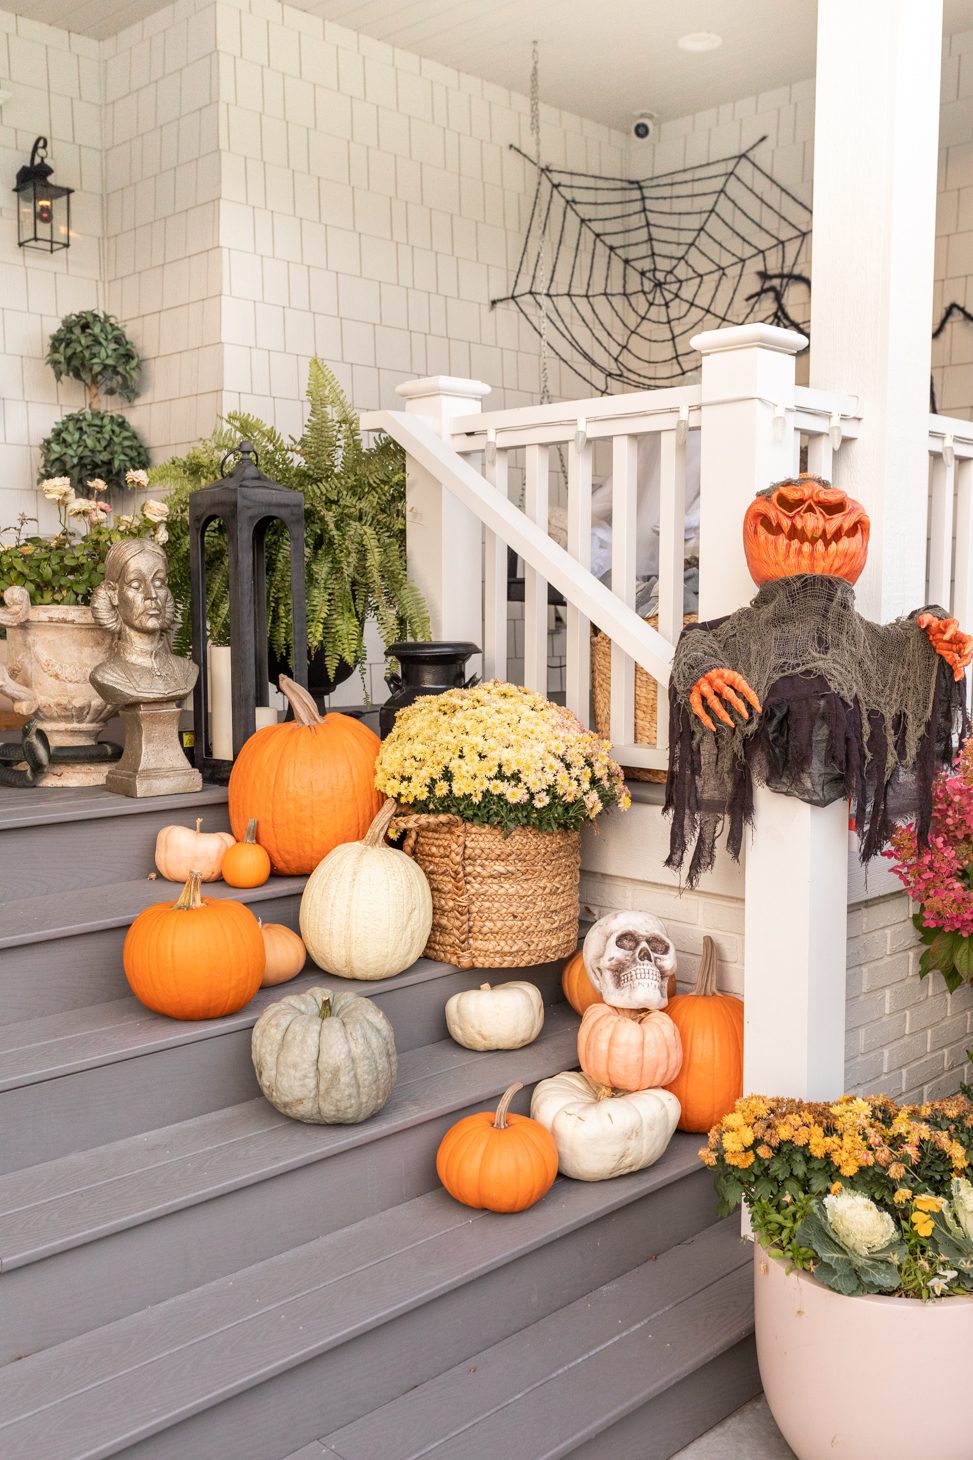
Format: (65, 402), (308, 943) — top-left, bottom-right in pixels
(689, 669), (763, 733)
(917, 614), (973, 681)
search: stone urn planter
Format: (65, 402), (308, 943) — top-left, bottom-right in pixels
(755, 1242), (973, 1459)
(1, 589), (114, 786)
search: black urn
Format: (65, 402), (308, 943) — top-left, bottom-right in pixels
(379, 641), (481, 739)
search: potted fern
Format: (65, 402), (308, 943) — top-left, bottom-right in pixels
(152, 359), (429, 694)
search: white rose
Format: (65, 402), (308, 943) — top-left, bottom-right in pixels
(124, 469), (149, 489)
(141, 498), (169, 523)
(951, 1178), (973, 1242)
(66, 498), (96, 519)
(42, 477), (74, 503)
(87, 477), (108, 494)
(116, 513), (137, 531)
(153, 523), (169, 544)
(823, 1191), (897, 1255)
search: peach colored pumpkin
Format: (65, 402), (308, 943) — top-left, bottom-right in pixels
(154, 817), (234, 883)
(260, 921), (307, 987)
(577, 1002), (682, 1092)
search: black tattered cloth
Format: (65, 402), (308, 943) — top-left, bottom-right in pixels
(663, 575), (967, 886)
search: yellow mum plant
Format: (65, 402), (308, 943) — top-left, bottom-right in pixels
(375, 680), (631, 833)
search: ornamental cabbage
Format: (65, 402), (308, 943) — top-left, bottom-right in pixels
(823, 1191), (897, 1256)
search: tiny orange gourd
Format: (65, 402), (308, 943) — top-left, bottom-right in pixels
(664, 936), (744, 1133)
(259, 921), (307, 987)
(577, 1002), (682, 1092)
(123, 871), (265, 1020)
(222, 820), (272, 889)
(436, 1082), (558, 1213)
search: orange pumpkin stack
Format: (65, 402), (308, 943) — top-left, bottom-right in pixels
(664, 936), (744, 1132)
(577, 1001), (683, 1093)
(228, 676), (382, 876)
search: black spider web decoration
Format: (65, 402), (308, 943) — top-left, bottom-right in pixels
(492, 139), (812, 392)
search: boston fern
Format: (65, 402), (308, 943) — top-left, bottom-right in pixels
(154, 358), (429, 680)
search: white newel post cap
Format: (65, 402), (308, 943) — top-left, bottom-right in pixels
(396, 376), (491, 415)
(691, 323), (808, 357)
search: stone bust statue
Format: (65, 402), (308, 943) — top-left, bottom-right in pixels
(89, 539), (197, 708)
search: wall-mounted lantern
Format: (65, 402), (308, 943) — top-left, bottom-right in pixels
(14, 137), (72, 252)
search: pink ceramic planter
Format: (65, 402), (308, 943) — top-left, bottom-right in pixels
(755, 1243), (973, 1459)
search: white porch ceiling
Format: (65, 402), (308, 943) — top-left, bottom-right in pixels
(9, 0), (973, 130)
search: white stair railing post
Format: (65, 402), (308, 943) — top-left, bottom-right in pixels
(693, 324), (848, 1101)
(395, 376), (491, 674)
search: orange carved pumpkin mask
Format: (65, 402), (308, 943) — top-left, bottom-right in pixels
(742, 474), (870, 587)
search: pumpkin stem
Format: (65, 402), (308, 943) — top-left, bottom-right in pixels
(694, 936), (720, 997)
(492, 1082), (524, 1129)
(173, 871), (204, 911)
(194, 818), (203, 833)
(319, 993), (332, 1020)
(279, 674), (324, 727)
(363, 797), (400, 847)
(244, 818), (258, 845)
(479, 982), (492, 991)
(593, 1082), (615, 1101)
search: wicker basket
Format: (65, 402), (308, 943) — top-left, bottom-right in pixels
(389, 811), (581, 969)
(591, 614), (697, 782)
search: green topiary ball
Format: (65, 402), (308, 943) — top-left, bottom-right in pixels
(39, 409), (150, 494)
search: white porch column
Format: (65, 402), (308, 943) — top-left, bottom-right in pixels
(693, 324), (848, 1101)
(810, 0), (943, 621)
(395, 376), (490, 668)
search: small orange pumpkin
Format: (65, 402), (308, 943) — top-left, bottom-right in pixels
(562, 949), (602, 1015)
(665, 936), (744, 1133)
(436, 1081), (558, 1213)
(742, 474), (870, 588)
(154, 818), (235, 883)
(260, 921), (307, 987)
(228, 676), (382, 876)
(123, 872), (265, 1020)
(222, 820), (272, 889)
(577, 1002), (682, 1092)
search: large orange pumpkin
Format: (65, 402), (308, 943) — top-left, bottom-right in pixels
(123, 872), (265, 1020)
(742, 474), (870, 587)
(228, 676), (382, 876)
(577, 1002), (682, 1092)
(436, 1082), (558, 1213)
(664, 935), (744, 1133)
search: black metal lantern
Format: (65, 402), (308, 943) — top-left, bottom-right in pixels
(189, 441), (308, 783)
(14, 138), (72, 252)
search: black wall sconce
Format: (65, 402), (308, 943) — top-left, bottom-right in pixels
(189, 441), (308, 783)
(13, 137), (72, 252)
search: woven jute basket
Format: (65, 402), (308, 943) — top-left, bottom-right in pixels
(591, 613), (697, 782)
(389, 811), (581, 969)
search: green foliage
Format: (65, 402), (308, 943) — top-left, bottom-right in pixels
(152, 359), (429, 678)
(794, 1202), (904, 1297)
(46, 310), (142, 404)
(913, 913), (968, 993)
(0, 506), (163, 608)
(39, 409), (150, 495)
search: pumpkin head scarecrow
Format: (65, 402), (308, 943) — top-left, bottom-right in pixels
(665, 474), (972, 885)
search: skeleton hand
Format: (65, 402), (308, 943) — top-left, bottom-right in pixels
(917, 614), (973, 681)
(689, 668), (763, 733)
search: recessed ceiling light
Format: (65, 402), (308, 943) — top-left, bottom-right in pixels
(677, 32), (723, 52)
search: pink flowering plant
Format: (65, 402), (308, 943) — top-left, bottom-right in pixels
(0, 473), (165, 608)
(885, 736), (973, 992)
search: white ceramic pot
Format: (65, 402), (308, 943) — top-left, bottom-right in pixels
(5, 604), (114, 785)
(755, 1242), (973, 1459)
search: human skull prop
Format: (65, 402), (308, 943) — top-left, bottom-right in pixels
(582, 911), (677, 1010)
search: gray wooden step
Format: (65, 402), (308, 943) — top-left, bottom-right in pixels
(0, 784), (230, 901)
(314, 1216), (757, 1460)
(0, 958), (566, 1172)
(0, 874), (306, 1021)
(0, 1141), (715, 1460)
(0, 1014), (581, 1361)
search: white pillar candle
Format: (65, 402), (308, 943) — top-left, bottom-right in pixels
(208, 644), (233, 760)
(254, 706), (277, 730)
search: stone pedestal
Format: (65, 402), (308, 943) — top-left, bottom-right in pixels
(106, 704), (202, 798)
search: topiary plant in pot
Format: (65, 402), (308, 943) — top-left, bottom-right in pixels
(152, 358), (429, 692)
(39, 310), (149, 493)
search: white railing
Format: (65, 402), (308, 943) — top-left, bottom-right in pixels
(365, 329), (861, 778)
(927, 414), (973, 623)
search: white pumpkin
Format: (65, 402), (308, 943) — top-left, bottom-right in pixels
(530, 1070), (680, 1181)
(300, 799), (432, 981)
(444, 980), (544, 1050)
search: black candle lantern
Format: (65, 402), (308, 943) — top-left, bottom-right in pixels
(189, 441), (308, 783)
(14, 138), (72, 252)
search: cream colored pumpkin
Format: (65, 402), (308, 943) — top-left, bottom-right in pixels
(259, 921), (307, 987)
(300, 798), (432, 981)
(154, 818), (235, 882)
(444, 980), (544, 1051)
(530, 1070), (680, 1181)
